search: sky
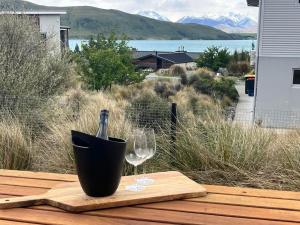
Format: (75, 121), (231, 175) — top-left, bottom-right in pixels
(26, 0), (259, 22)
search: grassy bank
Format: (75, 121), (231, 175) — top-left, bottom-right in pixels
(0, 80), (300, 191)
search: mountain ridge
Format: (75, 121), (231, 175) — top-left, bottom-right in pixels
(1, 0), (254, 40)
(137, 11), (170, 22)
(177, 13), (258, 33)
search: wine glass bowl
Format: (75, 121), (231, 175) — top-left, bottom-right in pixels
(124, 131), (148, 191)
(136, 128), (156, 186)
(124, 128), (157, 190)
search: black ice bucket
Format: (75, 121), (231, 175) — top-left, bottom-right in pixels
(71, 130), (127, 197)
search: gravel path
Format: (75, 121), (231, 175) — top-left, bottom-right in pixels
(234, 81), (254, 124)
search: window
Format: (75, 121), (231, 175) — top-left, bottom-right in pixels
(40, 33), (47, 40)
(293, 69), (300, 85)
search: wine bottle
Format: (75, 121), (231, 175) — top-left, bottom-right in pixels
(96, 109), (109, 140)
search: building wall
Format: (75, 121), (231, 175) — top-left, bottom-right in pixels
(135, 56), (158, 70)
(254, 0), (300, 128)
(256, 57), (300, 110)
(39, 15), (61, 54)
(161, 60), (173, 69)
(259, 0), (300, 57)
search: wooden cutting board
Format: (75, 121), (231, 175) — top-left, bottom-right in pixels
(0, 171), (206, 212)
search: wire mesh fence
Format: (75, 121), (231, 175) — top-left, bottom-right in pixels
(1, 93), (300, 133)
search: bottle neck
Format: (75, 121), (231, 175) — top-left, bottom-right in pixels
(97, 112), (109, 140)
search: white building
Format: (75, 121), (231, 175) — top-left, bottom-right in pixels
(247, 0), (300, 128)
(0, 11), (70, 54)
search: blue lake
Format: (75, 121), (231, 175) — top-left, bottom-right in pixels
(69, 39), (256, 53)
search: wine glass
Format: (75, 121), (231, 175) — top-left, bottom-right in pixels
(125, 131), (148, 191)
(136, 128), (157, 186)
(134, 129), (152, 159)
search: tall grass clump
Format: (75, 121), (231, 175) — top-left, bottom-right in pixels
(0, 115), (32, 170)
(33, 91), (132, 173)
(169, 65), (186, 77)
(146, 115), (294, 189)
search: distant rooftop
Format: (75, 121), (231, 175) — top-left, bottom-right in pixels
(247, 0), (259, 7)
(0, 11), (67, 15)
(133, 51), (201, 61)
(136, 52), (194, 64)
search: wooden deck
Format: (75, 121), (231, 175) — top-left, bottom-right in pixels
(0, 170), (299, 225)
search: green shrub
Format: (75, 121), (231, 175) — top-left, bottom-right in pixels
(191, 75), (214, 96)
(197, 46), (231, 72)
(126, 93), (170, 130)
(228, 61), (251, 76)
(213, 77), (239, 102)
(188, 69), (238, 103)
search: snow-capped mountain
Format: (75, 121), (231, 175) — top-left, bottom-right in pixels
(177, 13), (257, 33)
(137, 11), (170, 22)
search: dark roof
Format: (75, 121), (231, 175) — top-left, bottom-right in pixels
(247, 0), (259, 6)
(136, 52), (195, 63)
(158, 53), (194, 64)
(133, 51), (172, 59)
(132, 51), (201, 60)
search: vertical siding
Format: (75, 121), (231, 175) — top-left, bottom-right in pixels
(260, 0), (300, 57)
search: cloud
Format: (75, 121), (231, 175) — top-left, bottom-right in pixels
(26, 0), (258, 21)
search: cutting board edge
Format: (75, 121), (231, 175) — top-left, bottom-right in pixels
(54, 188), (207, 213)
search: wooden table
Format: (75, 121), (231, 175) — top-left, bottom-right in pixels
(0, 170), (299, 225)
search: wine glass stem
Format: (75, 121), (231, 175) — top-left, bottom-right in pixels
(143, 164), (146, 174)
(134, 166), (138, 175)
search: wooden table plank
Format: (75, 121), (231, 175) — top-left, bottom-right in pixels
(204, 185), (300, 200)
(2, 206), (299, 225)
(0, 208), (172, 225)
(137, 200), (300, 223)
(0, 220), (45, 225)
(0, 170), (300, 225)
(85, 206), (300, 225)
(0, 170), (77, 182)
(0, 185), (48, 197)
(188, 193), (300, 211)
(0, 177), (62, 189)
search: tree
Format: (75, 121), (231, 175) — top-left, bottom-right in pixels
(76, 33), (144, 90)
(0, 14), (73, 99)
(233, 50), (239, 62)
(197, 46), (231, 72)
(74, 44), (80, 53)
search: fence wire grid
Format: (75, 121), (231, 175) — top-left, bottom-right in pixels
(1, 94), (300, 132)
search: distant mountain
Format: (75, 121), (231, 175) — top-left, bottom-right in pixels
(178, 13), (258, 33)
(2, 0), (251, 40)
(137, 11), (170, 22)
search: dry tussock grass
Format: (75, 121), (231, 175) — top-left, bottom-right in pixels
(32, 90), (132, 173)
(0, 115), (32, 170)
(1, 82), (300, 191)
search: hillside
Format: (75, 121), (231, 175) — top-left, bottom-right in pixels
(3, 0), (250, 40)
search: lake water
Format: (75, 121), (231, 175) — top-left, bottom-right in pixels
(69, 39), (256, 53)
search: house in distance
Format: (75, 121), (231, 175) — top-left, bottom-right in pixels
(0, 11), (70, 54)
(134, 52), (195, 71)
(248, 0), (300, 128)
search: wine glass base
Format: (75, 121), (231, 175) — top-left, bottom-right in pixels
(125, 184), (145, 192)
(136, 177), (155, 186)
